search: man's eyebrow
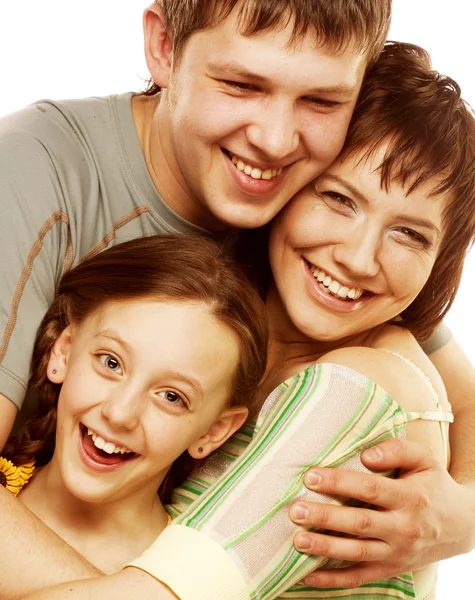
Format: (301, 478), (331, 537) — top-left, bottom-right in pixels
(208, 61), (357, 95)
(320, 174), (442, 237)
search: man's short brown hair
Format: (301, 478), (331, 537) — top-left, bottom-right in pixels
(145, 0), (392, 94)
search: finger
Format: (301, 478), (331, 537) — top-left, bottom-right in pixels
(303, 468), (406, 510)
(293, 530), (390, 563)
(302, 563), (396, 590)
(290, 501), (396, 540)
(360, 438), (441, 475)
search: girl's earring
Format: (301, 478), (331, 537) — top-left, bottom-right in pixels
(198, 447), (203, 454)
(52, 369), (58, 374)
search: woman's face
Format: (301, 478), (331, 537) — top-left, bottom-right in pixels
(269, 146), (449, 343)
(49, 299), (242, 505)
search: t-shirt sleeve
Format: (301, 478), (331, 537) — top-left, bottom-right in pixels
(0, 110), (71, 410)
(127, 363), (404, 600)
(420, 322), (453, 356)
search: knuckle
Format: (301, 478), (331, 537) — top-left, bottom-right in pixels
(414, 492), (430, 513)
(354, 512), (373, 534)
(401, 522), (423, 544)
(315, 536), (332, 556)
(348, 574), (367, 589)
(315, 507), (331, 528)
(360, 478), (380, 503)
(352, 542), (371, 562)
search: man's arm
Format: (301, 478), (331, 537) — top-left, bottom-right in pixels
(292, 334), (475, 589)
(429, 337), (475, 484)
(0, 486), (100, 600)
(0, 393), (17, 450)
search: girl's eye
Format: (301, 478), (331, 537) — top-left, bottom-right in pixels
(158, 390), (185, 407)
(99, 354), (122, 374)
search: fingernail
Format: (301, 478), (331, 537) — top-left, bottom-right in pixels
(291, 504), (309, 521)
(295, 533), (312, 550)
(305, 471), (322, 487)
(363, 447), (383, 461)
(304, 575), (319, 587)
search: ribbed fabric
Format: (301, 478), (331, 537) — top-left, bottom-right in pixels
(128, 524), (250, 600)
(128, 361), (451, 600)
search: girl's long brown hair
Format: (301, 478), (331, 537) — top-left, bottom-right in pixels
(3, 234), (268, 500)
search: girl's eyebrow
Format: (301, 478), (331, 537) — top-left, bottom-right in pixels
(94, 330), (132, 353)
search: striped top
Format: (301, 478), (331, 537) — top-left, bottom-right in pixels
(129, 361), (452, 600)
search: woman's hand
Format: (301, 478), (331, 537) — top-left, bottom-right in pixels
(290, 438), (475, 588)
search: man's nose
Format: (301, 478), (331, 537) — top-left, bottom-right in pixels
(246, 99), (300, 160)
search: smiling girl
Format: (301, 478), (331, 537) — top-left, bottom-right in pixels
(0, 234), (268, 573)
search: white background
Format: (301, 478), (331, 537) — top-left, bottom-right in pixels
(0, 0), (473, 595)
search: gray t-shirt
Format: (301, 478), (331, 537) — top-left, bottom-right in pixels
(0, 93), (210, 409)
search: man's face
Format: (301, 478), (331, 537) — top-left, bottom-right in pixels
(155, 10), (367, 231)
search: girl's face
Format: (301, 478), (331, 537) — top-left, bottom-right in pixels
(268, 146), (449, 343)
(48, 299), (244, 504)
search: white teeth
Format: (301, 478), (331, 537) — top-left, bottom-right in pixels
(85, 427), (133, 455)
(229, 153), (283, 180)
(309, 265), (364, 301)
(94, 435), (106, 450)
(103, 442), (116, 455)
(338, 286), (350, 298)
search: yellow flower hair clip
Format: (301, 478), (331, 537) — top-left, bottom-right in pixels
(0, 457), (35, 497)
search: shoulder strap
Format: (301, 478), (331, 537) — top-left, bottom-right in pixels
(380, 350), (453, 424)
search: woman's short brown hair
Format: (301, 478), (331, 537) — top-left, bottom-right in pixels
(341, 42), (475, 340)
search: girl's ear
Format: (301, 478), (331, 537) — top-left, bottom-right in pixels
(143, 3), (174, 89)
(46, 325), (74, 384)
(188, 406), (249, 459)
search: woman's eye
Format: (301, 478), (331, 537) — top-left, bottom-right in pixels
(99, 354), (122, 374)
(397, 228), (430, 248)
(158, 390), (185, 406)
(321, 191), (354, 209)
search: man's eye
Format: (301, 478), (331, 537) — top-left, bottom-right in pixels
(158, 390), (185, 406)
(304, 96), (340, 109)
(223, 80), (259, 92)
(99, 354), (122, 374)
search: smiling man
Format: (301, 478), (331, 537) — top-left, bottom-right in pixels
(1, 1), (475, 600)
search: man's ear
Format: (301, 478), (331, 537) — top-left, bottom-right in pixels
(46, 325), (74, 384)
(188, 406), (249, 459)
(143, 3), (173, 89)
